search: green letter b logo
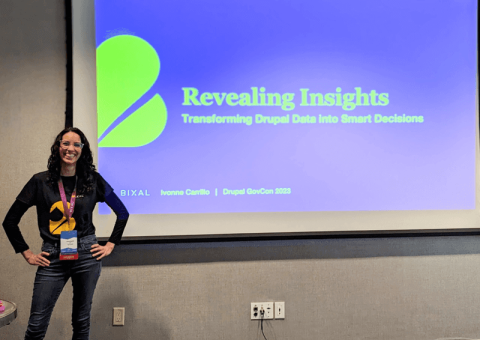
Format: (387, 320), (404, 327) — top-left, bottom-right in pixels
(97, 35), (167, 147)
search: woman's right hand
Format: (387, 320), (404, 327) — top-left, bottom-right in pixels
(21, 249), (50, 267)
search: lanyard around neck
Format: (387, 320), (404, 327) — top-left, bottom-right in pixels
(58, 177), (77, 223)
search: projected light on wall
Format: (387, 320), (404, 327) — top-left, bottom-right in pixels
(73, 0), (479, 239)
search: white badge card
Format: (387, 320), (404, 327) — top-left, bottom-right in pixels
(60, 230), (78, 260)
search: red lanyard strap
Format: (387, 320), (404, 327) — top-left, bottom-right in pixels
(58, 177), (77, 222)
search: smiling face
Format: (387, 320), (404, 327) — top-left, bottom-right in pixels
(59, 131), (82, 167)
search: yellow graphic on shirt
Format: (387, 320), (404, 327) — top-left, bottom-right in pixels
(49, 201), (76, 235)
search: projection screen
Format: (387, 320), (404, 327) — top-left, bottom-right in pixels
(72, 0), (479, 240)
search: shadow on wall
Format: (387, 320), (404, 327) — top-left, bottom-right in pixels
(102, 235), (480, 267)
(1, 321), (25, 340)
(90, 283), (171, 340)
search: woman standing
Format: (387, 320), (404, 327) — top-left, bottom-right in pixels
(2, 127), (129, 340)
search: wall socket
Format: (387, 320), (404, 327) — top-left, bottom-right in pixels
(251, 302), (273, 320)
(113, 307), (125, 326)
(275, 301), (285, 319)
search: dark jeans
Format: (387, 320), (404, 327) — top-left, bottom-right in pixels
(25, 235), (102, 340)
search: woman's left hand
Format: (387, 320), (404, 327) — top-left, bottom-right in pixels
(91, 242), (115, 260)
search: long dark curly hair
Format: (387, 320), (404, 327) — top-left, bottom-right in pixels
(47, 127), (97, 193)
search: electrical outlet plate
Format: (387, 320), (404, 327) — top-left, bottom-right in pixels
(275, 301), (285, 319)
(113, 307), (125, 326)
(251, 302), (273, 320)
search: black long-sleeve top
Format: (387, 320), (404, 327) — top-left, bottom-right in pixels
(3, 171), (129, 253)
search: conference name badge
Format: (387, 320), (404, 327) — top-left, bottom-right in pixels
(60, 230), (78, 260)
